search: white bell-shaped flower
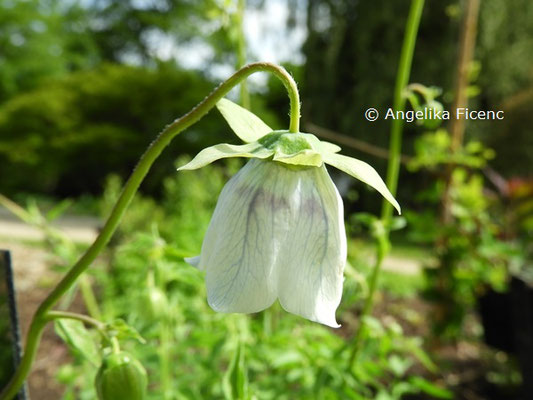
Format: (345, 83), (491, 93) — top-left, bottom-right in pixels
(179, 98), (401, 327)
(188, 158), (345, 327)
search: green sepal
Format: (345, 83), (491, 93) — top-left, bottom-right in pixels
(303, 133), (341, 154)
(322, 152), (401, 214)
(177, 142), (274, 171)
(216, 98), (273, 143)
(259, 131), (324, 167)
(104, 319), (146, 344)
(273, 149), (322, 167)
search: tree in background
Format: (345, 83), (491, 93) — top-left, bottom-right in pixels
(300, 0), (532, 189)
(0, 0), (265, 197)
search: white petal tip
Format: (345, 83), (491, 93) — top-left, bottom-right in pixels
(315, 316), (341, 328)
(322, 321), (341, 329)
(207, 299), (227, 313)
(185, 255), (201, 269)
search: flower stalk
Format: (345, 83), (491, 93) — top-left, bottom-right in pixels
(348, 0), (425, 368)
(0, 62), (300, 400)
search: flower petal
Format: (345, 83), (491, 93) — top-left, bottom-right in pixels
(177, 143), (273, 171)
(194, 159), (347, 325)
(276, 165), (346, 328)
(323, 152), (401, 215)
(217, 98), (273, 143)
(184, 255), (202, 270)
(197, 159), (291, 313)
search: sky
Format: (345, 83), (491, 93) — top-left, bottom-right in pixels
(151, 0), (307, 81)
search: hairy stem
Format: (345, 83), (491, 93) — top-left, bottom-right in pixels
(348, 0), (425, 368)
(0, 62), (300, 400)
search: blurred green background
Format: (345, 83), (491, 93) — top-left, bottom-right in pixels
(1, 0), (532, 399)
(1, 0), (531, 200)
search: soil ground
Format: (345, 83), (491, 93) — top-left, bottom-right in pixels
(1, 240), (69, 399)
(0, 212), (99, 399)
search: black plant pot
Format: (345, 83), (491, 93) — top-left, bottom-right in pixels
(478, 276), (533, 398)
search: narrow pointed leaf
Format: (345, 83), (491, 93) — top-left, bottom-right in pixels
(177, 143), (273, 171)
(104, 319), (146, 344)
(317, 140), (342, 153)
(323, 153), (401, 214)
(217, 98), (273, 143)
(223, 341), (249, 400)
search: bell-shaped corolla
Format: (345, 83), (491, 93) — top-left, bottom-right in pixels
(179, 98), (400, 327)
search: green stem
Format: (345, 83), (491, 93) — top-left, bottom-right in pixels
(348, 0), (425, 368)
(0, 62), (300, 400)
(46, 310), (105, 329)
(236, 0), (250, 109)
(159, 320), (172, 399)
(79, 276), (102, 320)
(46, 310), (110, 343)
(381, 0), (424, 224)
(111, 337), (121, 354)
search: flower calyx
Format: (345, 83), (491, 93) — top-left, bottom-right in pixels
(178, 97), (400, 214)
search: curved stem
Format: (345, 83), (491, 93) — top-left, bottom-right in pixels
(348, 0), (425, 369)
(46, 310), (110, 342)
(0, 62), (301, 400)
(46, 311), (105, 330)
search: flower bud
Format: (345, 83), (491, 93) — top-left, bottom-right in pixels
(146, 287), (169, 320)
(95, 352), (148, 400)
(421, 100), (444, 129)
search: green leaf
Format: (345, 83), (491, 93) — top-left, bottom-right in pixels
(105, 319), (146, 344)
(216, 98), (273, 143)
(375, 390), (394, 400)
(177, 142), (273, 171)
(55, 319), (101, 367)
(402, 339), (438, 373)
(223, 341), (249, 400)
(408, 377), (453, 399)
(46, 198), (73, 222)
(388, 216), (407, 231)
(387, 354), (412, 377)
(322, 153), (401, 214)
